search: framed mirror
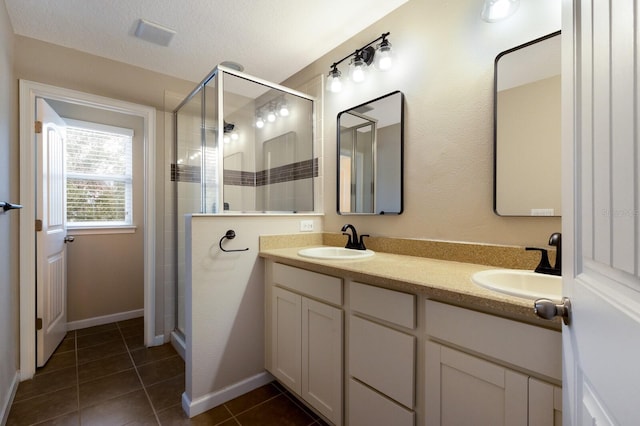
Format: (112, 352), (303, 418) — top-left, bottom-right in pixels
(494, 31), (561, 216)
(337, 91), (404, 215)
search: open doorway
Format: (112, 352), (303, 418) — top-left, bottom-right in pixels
(18, 80), (158, 379)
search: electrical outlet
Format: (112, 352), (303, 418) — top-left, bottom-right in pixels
(300, 220), (314, 232)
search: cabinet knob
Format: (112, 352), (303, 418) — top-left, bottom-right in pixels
(534, 297), (571, 326)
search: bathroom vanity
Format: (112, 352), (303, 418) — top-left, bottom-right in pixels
(261, 243), (562, 426)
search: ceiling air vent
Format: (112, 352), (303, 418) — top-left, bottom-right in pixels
(134, 19), (176, 47)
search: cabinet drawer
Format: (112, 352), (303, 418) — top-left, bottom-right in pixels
(273, 263), (342, 305)
(348, 379), (414, 426)
(425, 299), (562, 381)
(350, 281), (415, 328)
(349, 316), (415, 408)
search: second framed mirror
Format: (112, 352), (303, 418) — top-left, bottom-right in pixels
(337, 91), (404, 215)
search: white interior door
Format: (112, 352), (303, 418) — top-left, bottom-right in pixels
(563, 0), (640, 424)
(36, 97), (68, 367)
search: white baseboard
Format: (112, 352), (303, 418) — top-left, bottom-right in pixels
(1, 371), (20, 425)
(151, 335), (165, 346)
(170, 331), (186, 360)
(182, 371), (274, 418)
(66, 309), (144, 331)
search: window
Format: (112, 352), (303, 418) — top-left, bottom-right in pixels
(65, 119), (134, 228)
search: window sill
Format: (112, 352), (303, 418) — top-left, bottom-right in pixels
(67, 225), (137, 236)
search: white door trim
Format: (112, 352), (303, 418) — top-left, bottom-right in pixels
(18, 80), (157, 380)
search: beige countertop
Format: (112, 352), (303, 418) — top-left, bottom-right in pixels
(259, 245), (561, 331)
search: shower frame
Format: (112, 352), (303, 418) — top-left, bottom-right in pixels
(171, 65), (316, 338)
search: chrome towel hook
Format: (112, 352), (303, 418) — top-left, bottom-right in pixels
(219, 229), (249, 253)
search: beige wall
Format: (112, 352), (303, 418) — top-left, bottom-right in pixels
(13, 36), (197, 335)
(283, 0), (562, 247)
(0, 0), (19, 417)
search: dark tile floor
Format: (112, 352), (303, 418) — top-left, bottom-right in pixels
(7, 318), (328, 426)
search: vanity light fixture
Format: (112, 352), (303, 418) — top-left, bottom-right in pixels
(375, 35), (393, 71)
(481, 0), (520, 22)
(327, 65), (343, 93)
(266, 105), (277, 122)
(223, 121), (237, 143)
(279, 101), (290, 117)
(326, 32), (393, 93)
(349, 49), (370, 83)
(254, 97), (291, 128)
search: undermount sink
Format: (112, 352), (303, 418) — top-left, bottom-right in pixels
(298, 247), (375, 260)
(471, 269), (561, 300)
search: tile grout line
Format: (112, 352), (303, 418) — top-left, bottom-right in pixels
(218, 404), (240, 426)
(221, 388), (285, 423)
(279, 389), (323, 425)
(117, 321), (162, 426)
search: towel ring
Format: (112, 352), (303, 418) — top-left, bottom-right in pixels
(219, 230), (249, 253)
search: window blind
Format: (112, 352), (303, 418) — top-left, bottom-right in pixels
(65, 122), (133, 226)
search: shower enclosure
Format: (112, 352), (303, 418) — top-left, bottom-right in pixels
(172, 65), (315, 336)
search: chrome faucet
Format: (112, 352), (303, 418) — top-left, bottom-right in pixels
(341, 224), (369, 250)
(526, 232), (561, 276)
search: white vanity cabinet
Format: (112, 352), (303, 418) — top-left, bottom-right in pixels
(348, 282), (416, 426)
(267, 263), (343, 426)
(263, 256), (563, 426)
(424, 299), (562, 426)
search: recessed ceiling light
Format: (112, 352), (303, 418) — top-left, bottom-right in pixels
(134, 19), (176, 47)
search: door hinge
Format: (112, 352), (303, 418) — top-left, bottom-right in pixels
(36, 318), (43, 330)
(35, 219), (42, 232)
(35, 121), (42, 134)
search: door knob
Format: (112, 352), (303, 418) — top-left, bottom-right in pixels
(534, 297), (571, 325)
(64, 236), (75, 243)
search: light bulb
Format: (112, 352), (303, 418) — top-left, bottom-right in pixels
(349, 56), (367, 83)
(231, 132), (239, 141)
(279, 104), (289, 117)
(326, 66), (343, 93)
(375, 39), (393, 71)
(267, 110), (276, 122)
(256, 116), (265, 128)
(481, 0), (520, 22)
(223, 134), (230, 144)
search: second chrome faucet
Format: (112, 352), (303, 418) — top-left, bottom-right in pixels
(341, 224), (369, 250)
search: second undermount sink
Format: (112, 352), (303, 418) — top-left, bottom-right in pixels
(298, 246), (375, 260)
(471, 269), (562, 300)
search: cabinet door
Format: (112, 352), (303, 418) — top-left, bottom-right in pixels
(425, 341), (528, 426)
(271, 287), (302, 394)
(302, 298), (343, 425)
(529, 378), (562, 426)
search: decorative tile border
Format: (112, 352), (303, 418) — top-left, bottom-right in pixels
(255, 158), (318, 186)
(173, 158), (318, 186)
(171, 164), (201, 183)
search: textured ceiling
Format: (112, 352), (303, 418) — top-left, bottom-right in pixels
(4, 0), (409, 84)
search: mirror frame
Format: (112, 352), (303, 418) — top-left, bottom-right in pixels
(336, 90), (404, 215)
(493, 30), (561, 217)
